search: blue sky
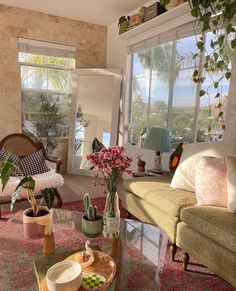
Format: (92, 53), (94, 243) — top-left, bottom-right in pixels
(132, 35), (230, 107)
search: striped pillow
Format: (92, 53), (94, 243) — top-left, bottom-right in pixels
(20, 149), (50, 176)
(0, 148), (21, 176)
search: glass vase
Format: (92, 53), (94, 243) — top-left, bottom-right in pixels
(103, 191), (120, 239)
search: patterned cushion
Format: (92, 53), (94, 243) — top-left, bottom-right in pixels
(195, 156), (228, 207)
(20, 150), (50, 176)
(0, 147), (21, 176)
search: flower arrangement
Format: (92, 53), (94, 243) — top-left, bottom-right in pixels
(87, 146), (132, 239)
(87, 146), (132, 193)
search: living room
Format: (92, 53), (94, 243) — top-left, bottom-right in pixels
(0, 0), (235, 290)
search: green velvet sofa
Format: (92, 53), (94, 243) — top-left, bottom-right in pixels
(121, 176), (236, 287)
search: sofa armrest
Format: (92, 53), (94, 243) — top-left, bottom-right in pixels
(45, 156), (62, 173)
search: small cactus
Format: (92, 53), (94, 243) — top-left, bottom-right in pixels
(83, 193), (100, 221)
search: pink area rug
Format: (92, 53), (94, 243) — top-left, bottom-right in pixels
(0, 198), (235, 290)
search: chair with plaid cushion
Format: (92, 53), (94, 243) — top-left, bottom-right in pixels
(0, 133), (64, 214)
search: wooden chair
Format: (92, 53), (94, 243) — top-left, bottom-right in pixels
(0, 133), (63, 213)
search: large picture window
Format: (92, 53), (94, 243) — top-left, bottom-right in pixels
(18, 39), (75, 152)
(129, 31), (232, 148)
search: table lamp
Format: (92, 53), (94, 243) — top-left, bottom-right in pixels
(143, 127), (170, 174)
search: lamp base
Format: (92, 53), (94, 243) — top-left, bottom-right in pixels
(150, 168), (163, 175)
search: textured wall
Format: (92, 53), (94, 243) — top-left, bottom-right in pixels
(0, 4), (107, 140)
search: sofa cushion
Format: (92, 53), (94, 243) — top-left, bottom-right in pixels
(226, 156), (236, 213)
(20, 149), (50, 176)
(170, 140), (236, 192)
(181, 206), (236, 253)
(0, 169), (64, 200)
(123, 176), (197, 217)
(195, 156), (228, 207)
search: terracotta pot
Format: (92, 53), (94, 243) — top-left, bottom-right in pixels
(138, 160), (146, 172)
(82, 215), (103, 238)
(23, 206), (53, 239)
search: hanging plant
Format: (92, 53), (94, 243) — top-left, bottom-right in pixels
(161, 0), (236, 135)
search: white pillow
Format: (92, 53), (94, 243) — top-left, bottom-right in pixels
(170, 140), (236, 192)
(226, 156), (236, 213)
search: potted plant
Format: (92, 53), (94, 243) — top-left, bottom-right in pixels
(136, 154), (146, 172)
(0, 153), (55, 239)
(82, 193), (102, 238)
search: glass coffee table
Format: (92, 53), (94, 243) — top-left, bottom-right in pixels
(0, 209), (168, 290)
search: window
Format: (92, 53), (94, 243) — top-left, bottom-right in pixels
(129, 31), (233, 148)
(102, 132), (111, 147)
(18, 39), (75, 147)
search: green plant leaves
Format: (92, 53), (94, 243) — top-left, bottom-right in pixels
(231, 39), (236, 49)
(225, 72), (231, 80)
(42, 188), (55, 210)
(0, 155), (15, 191)
(199, 90), (206, 97)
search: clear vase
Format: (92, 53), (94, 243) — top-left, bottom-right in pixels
(103, 191), (120, 239)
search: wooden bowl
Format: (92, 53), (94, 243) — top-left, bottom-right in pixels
(40, 250), (116, 291)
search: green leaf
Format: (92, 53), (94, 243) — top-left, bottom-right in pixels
(197, 41), (204, 51)
(225, 72), (231, 80)
(218, 35), (225, 46)
(217, 103), (222, 108)
(42, 188), (55, 210)
(215, 4), (222, 10)
(0, 155), (15, 191)
(231, 39), (236, 49)
(208, 125), (212, 133)
(219, 111), (223, 117)
(191, 8), (198, 17)
(213, 52), (218, 60)
(199, 90), (205, 97)
(214, 82), (219, 88)
(193, 69), (198, 77)
(217, 60), (224, 68)
(215, 93), (220, 98)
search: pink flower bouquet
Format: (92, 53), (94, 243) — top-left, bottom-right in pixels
(86, 146), (132, 193)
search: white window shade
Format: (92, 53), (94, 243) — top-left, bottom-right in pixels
(18, 38), (76, 59)
(127, 21), (202, 54)
(127, 18), (236, 54)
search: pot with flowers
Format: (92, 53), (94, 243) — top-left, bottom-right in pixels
(0, 153), (55, 239)
(87, 146), (132, 239)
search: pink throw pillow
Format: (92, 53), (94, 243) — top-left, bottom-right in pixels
(195, 156), (228, 207)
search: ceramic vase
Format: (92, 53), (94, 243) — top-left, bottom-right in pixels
(103, 191), (120, 239)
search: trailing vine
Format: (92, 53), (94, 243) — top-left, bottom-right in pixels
(161, 0), (236, 136)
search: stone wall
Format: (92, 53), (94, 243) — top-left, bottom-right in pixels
(0, 4), (107, 140)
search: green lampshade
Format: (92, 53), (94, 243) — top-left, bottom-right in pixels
(144, 127), (170, 152)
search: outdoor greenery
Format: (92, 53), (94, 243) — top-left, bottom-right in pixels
(20, 52), (74, 153)
(160, 0), (235, 133)
(130, 1), (235, 145)
(34, 94), (64, 154)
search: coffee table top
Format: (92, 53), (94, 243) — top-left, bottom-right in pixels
(0, 209), (168, 290)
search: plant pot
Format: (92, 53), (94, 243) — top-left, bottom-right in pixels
(82, 215), (103, 238)
(23, 206), (53, 239)
(137, 160), (146, 172)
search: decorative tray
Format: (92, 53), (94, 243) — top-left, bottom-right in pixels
(40, 250), (116, 291)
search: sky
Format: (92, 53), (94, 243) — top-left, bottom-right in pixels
(132, 34), (230, 107)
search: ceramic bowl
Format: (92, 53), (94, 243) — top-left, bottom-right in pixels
(46, 260), (82, 291)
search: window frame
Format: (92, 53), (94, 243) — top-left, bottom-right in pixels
(126, 30), (229, 145)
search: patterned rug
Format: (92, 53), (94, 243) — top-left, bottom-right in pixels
(0, 198), (235, 291)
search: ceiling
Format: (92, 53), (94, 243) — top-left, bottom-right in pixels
(0, 0), (151, 25)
